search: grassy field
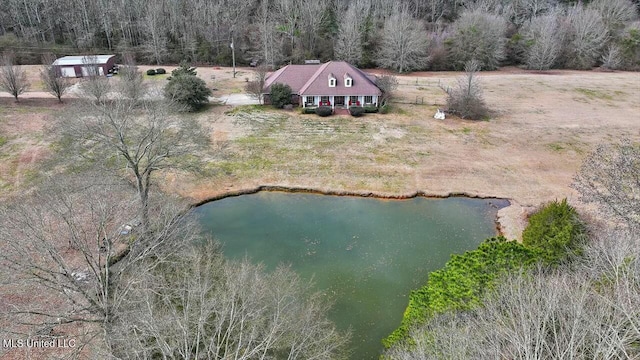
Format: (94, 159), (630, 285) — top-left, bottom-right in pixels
(1, 67), (639, 239)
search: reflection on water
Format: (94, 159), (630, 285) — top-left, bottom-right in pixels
(196, 192), (506, 359)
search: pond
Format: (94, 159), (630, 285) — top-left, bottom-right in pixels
(195, 192), (507, 359)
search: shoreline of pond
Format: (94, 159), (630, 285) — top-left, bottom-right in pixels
(190, 185), (526, 241)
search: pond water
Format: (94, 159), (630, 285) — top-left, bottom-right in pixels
(195, 192), (507, 359)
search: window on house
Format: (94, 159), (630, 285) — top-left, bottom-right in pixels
(306, 96), (314, 105)
(364, 96), (373, 104)
(329, 78), (336, 87)
(349, 96), (358, 105)
(320, 96), (329, 105)
(345, 78), (352, 87)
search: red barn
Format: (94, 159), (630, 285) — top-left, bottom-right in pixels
(52, 55), (117, 78)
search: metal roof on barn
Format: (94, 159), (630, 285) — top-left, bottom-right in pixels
(52, 55), (115, 66)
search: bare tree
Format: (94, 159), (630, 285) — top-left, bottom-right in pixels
(0, 52), (29, 101)
(274, 0), (302, 63)
(244, 65), (269, 104)
(335, 1), (366, 65)
(572, 138), (640, 232)
(521, 11), (564, 70)
(112, 243), (350, 359)
(564, 5), (609, 69)
(299, 0), (328, 56)
(377, 6), (428, 73)
(375, 74), (399, 106)
(251, 0), (284, 66)
(447, 9), (508, 70)
(40, 52), (72, 103)
(142, 5), (168, 65)
(116, 54), (146, 101)
(0, 174), (196, 356)
(57, 97), (210, 230)
(589, 0), (638, 36)
(601, 45), (624, 70)
(440, 60), (489, 120)
(79, 55), (111, 102)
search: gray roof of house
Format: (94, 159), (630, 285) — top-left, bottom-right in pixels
(52, 55), (115, 66)
(264, 61), (381, 96)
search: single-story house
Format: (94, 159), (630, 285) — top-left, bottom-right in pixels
(52, 55), (117, 78)
(263, 61), (382, 109)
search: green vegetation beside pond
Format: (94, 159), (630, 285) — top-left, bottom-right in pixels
(384, 199), (587, 349)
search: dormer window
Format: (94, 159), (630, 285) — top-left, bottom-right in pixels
(328, 73), (336, 87)
(344, 73), (352, 87)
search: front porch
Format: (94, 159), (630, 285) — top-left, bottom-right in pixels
(302, 95), (378, 109)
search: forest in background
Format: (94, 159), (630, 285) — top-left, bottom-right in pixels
(0, 0), (638, 71)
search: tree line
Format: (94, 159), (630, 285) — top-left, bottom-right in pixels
(0, 0), (638, 71)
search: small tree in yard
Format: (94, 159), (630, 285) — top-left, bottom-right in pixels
(164, 73), (211, 111)
(40, 53), (72, 103)
(117, 54), (146, 101)
(269, 83), (292, 108)
(245, 65), (269, 104)
(440, 60), (489, 120)
(375, 74), (398, 106)
(0, 52), (29, 102)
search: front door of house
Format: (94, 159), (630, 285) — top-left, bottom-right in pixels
(335, 96), (345, 107)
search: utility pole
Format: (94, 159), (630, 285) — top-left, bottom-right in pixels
(231, 30), (236, 78)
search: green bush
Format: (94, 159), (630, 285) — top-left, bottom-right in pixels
(384, 236), (540, 348)
(619, 27), (640, 70)
(164, 74), (212, 111)
(155, 68), (166, 74)
(269, 83), (292, 109)
(349, 106), (365, 117)
(146, 69), (156, 76)
(315, 106), (333, 117)
(379, 104), (390, 114)
(522, 199), (586, 264)
(302, 107), (316, 114)
(363, 106), (378, 113)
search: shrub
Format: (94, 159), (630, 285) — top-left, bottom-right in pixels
(155, 68), (166, 74)
(564, 7), (608, 69)
(315, 106), (333, 117)
(146, 69), (156, 76)
(442, 60), (489, 120)
(379, 104), (390, 114)
(523, 199), (587, 264)
(302, 107), (316, 114)
(363, 106), (378, 113)
(384, 236), (540, 348)
(164, 74), (212, 111)
(349, 106), (365, 117)
(618, 25), (640, 70)
(269, 83), (292, 109)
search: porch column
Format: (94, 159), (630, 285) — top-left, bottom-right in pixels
(330, 96), (334, 109)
